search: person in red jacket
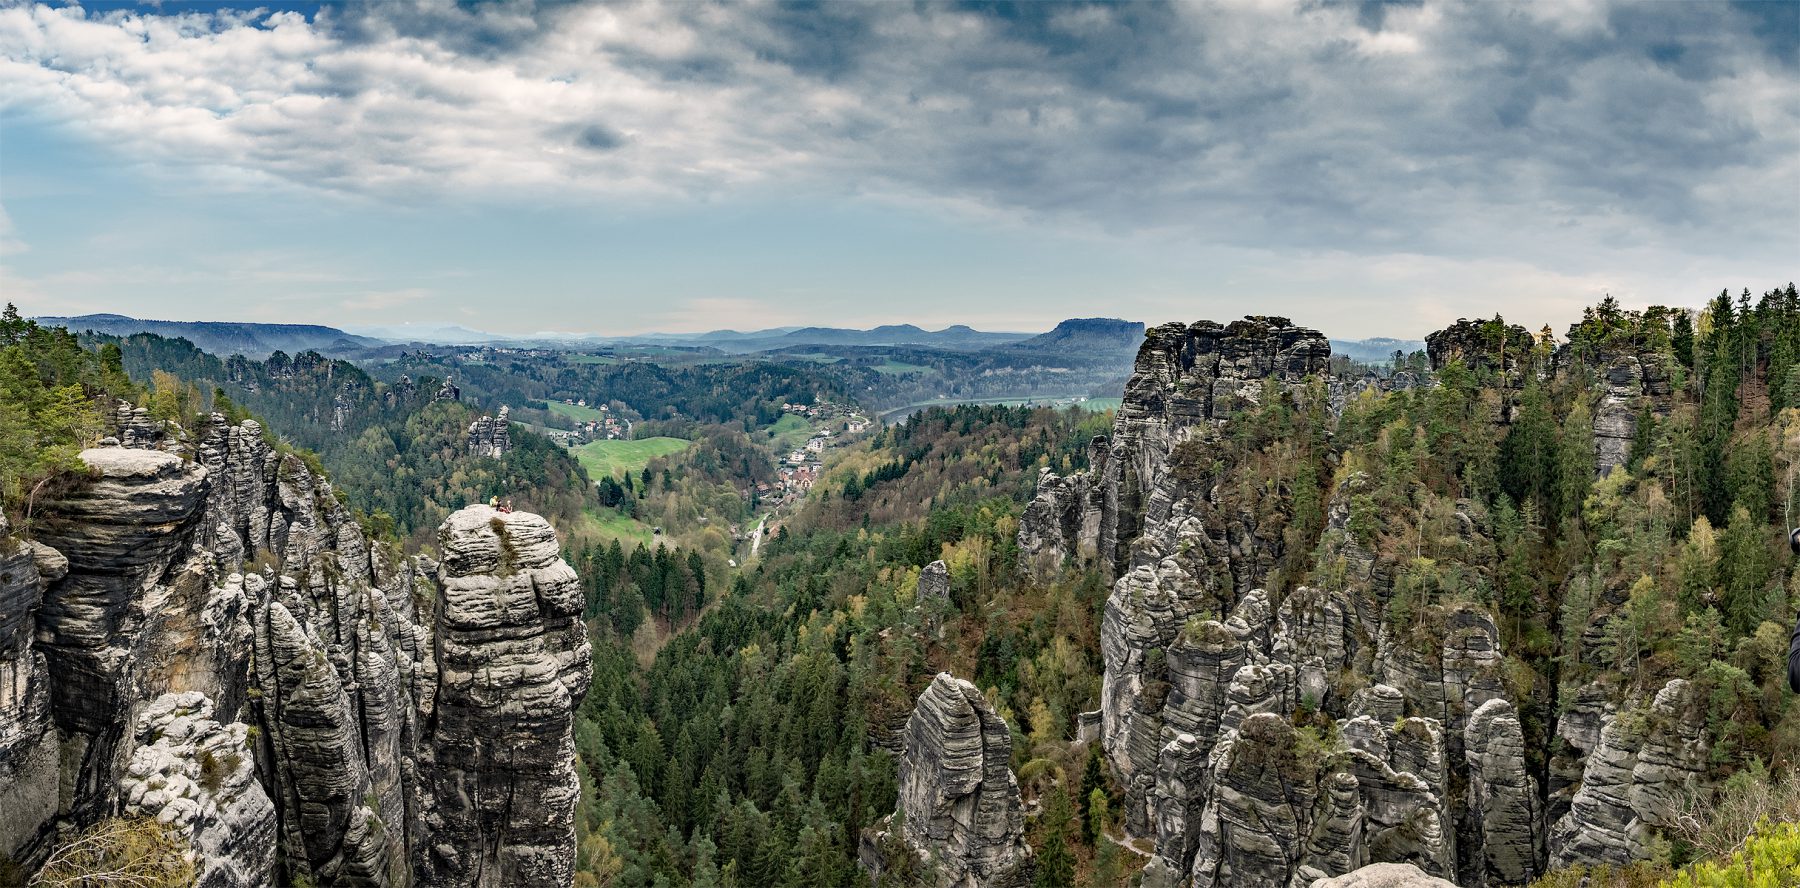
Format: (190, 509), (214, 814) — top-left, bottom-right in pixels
(1789, 529), (1800, 693)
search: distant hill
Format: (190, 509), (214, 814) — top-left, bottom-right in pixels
(35, 313), (381, 357)
(640, 324), (1032, 353)
(348, 323), (506, 345)
(1331, 336), (1427, 365)
(1007, 318), (1145, 353)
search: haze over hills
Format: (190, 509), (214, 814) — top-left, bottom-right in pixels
(33, 313), (381, 358)
(33, 311), (1426, 366)
(1331, 336), (1429, 364)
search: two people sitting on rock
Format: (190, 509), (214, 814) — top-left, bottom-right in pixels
(487, 496), (515, 514)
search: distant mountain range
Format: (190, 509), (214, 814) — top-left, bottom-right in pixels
(36, 311), (1422, 367)
(344, 323), (512, 345)
(1006, 317), (1145, 353)
(1331, 336), (1427, 364)
(35, 313), (382, 358)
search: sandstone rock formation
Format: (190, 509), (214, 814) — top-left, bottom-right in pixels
(1550, 679), (1706, 868)
(466, 406), (513, 458)
(1309, 862), (1458, 888)
(420, 505), (591, 888)
(1424, 318), (1535, 381)
(918, 559), (951, 605)
(0, 422), (590, 887)
(1017, 313), (1712, 886)
(121, 692), (276, 888)
(1588, 343), (1674, 476)
(1017, 316), (1331, 581)
(863, 673), (1031, 888)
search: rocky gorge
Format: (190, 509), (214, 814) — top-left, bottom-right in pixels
(0, 409), (590, 886)
(1018, 316), (1718, 887)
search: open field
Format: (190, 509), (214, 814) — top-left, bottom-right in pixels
(762, 414), (815, 452)
(870, 360), (934, 375)
(547, 401), (606, 422)
(572, 436), (691, 479)
(577, 507), (656, 547)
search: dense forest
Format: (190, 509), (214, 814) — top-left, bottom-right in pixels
(382, 350), (842, 430)
(9, 290), (1800, 886)
(568, 404), (1124, 888)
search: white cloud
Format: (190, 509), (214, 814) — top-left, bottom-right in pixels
(0, 1), (1792, 333)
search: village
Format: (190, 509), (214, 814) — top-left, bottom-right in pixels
(759, 400), (871, 505)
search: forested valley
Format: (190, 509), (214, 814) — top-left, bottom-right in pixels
(5, 289), (1800, 887)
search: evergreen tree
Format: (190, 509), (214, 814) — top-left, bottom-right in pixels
(1671, 309), (1695, 370)
(1555, 399), (1596, 525)
(1500, 381), (1558, 511)
(1033, 788), (1076, 888)
(1719, 502), (1772, 636)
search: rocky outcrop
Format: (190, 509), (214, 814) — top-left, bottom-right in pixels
(1463, 700), (1543, 885)
(419, 505), (591, 888)
(864, 673), (1031, 888)
(1424, 319), (1535, 381)
(918, 559), (951, 605)
(466, 406), (512, 459)
(114, 399), (166, 448)
(0, 423), (590, 887)
(1017, 463), (1099, 578)
(0, 514), (59, 864)
(1188, 712), (1328, 888)
(1588, 345), (1674, 476)
(1310, 862), (1458, 888)
(1550, 679), (1706, 868)
(1013, 310), (1728, 887)
(1018, 317), (1331, 581)
(436, 378), (461, 402)
(121, 692), (276, 888)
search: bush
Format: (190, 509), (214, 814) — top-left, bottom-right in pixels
(1664, 819), (1800, 888)
(1674, 763), (1800, 863)
(29, 816), (194, 888)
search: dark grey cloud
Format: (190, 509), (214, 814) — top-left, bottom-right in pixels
(1, 0), (1793, 273)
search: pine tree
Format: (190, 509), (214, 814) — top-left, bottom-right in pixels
(1663, 309), (1692, 369)
(1719, 502), (1772, 636)
(1500, 381), (1558, 511)
(1555, 399), (1596, 526)
(1033, 787), (1077, 888)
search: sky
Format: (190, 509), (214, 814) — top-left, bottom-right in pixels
(0, 1), (1795, 339)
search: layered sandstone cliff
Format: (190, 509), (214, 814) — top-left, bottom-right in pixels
(862, 673), (1032, 888)
(1019, 314), (1701, 887)
(0, 412), (590, 887)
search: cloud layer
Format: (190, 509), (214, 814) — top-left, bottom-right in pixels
(0, 0), (1794, 331)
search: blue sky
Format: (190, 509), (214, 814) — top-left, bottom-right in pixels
(1, 1), (1795, 338)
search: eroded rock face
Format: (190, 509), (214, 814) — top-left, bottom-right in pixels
(1309, 862), (1458, 888)
(1589, 345), (1674, 477)
(1018, 465), (1099, 578)
(0, 518), (58, 863)
(0, 421), (590, 887)
(419, 505), (591, 888)
(1018, 317), (1331, 581)
(1013, 312), (1725, 886)
(919, 559), (951, 605)
(872, 673), (1031, 888)
(121, 692), (276, 888)
(1463, 700), (1543, 885)
(1424, 319), (1535, 381)
(466, 407), (513, 459)
(1550, 679), (1706, 868)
